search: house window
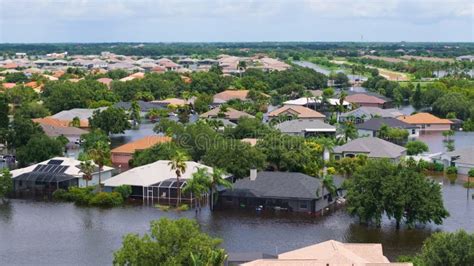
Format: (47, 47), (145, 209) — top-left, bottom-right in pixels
(300, 202), (308, 209)
(334, 155), (341, 160)
(412, 129), (416, 134)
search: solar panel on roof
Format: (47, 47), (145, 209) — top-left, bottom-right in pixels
(48, 160), (63, 165)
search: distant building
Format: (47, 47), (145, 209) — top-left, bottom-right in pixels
(50, 108), (105, 128)
(200, 107), (254, 123)
(333, 137), (407, 162)
(340, 106), (404, 124)
(345, 93), (391, 109)
(398, 112), (452, 132)
(276, 119), (336, 138)
(111, 136), (171, 169)
(213, 90), (252, 104)
(267, 105), (326, 121)
(356, 117), (419, 139)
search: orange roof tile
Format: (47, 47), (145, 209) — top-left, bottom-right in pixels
(25, 81), (39, 88)
(33, 117), (89, 128)
(268, 105), (326, 119)
(398, 112), (452, 124)
(2, 83), (16, 89)
(214, 90), (250, 102)
(111, 136), (172, 154)
(346, 94), (386, 105)
(97, 77), (113, 86)
(53, 70), (65, 78)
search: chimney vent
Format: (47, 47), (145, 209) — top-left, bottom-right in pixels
(250, 169), (257, 181)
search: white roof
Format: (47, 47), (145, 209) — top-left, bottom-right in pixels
(103, 160), (214, 187)
(283, 97), (349, 106)
(10, 157), (114, 178)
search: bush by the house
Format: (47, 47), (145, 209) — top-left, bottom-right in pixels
(89, 192), (124, 207)
(468, 169), (474, 177)
(52, 188), (68, 201)
(446, 166), (457, 175)
(113, 185), (132, 200)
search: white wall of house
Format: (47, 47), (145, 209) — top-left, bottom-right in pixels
(78, 170), (113, 187)
(416, 124), (451, 132)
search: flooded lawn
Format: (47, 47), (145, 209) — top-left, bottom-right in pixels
(1, 176), (472, 265)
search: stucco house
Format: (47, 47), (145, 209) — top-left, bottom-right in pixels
(433, 147), (474, 175)
(332, 137), (407, 162)
(398, 112), (452, 132)
(356, 117), (420, 139)
(275, 119), (336, 137)
(111, 136), (172, 169)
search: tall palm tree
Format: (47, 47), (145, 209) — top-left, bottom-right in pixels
(168, 151), (189, 207)
(208, 168), (232, 211)
(79, 160), (94, 187)
(319, 174), (337, 216)
(183, 168), (209, 209)
(88, 141), (110, 192)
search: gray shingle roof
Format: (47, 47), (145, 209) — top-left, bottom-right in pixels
(276, 119), (336, 134)
(224, 171), (323, 200)
(340, 107), (403, 119)
(356, 117), (418, 131)
(333, 137), (406, 159)
(444, 147), (474, 165)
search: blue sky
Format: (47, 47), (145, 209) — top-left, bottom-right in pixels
(0, 0), (472, 43)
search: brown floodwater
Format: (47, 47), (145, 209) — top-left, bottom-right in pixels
(0, 175), (472, 265)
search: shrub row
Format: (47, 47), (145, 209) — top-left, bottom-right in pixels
(53, 185), (131, 207)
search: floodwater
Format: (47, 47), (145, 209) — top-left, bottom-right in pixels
(0, 176), (472, 265)
(293, 61), (367, 82)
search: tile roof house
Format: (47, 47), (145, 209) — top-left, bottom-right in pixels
(2, 83), (16, 89)
(96, 77), (113, 87)
(33, 118), (88, 144)
(213, 90), (251, 104)
(200, 107), (254, 122)
(433, 146), (474, 175)
(345, 93), (390, 108)
(268, 105), (326, 120)
(398, 112), (452, 132)
(356, 117), (419, 138)
(111, 136), (172, 169)
(276, 119), (336, 137)
(50, 108), (104, 128)
(220, 171), (344, 213)
(333, 137), (407, 162)
(340, 107), (404, 124)
(244, 240), (409, 266)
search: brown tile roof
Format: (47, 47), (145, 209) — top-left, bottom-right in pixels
(25, 81), (40, 88)
(155, 98), (188, 106)
(346, 94), (386, 105)
(3, 63), (18, 69)
(241, 138), (259, 146)
(33, 117), (89, 128)
(244, 240), (393, 265)
(268, 105), (325, 119)
(97, 77), (113, 86)
(200, 107), (254, 120)
(214, 90), (250, 102)
(398, 112), (453, 125)
(111, 136), (171, 154)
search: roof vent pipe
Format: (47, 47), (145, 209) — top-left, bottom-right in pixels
(249, 169), (257, 181)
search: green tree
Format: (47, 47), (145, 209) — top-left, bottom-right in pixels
(113, 218), (226, 266)
(411, 83), (422, 109)
(7, 115), (44, 149)
(70, 116), (81, 127)
(4, 72), (28, 83)
(0, 94), (9, 129)
(16, 134), (65, 166)
(341, 121), (358, 142)
(183, 168), (210, 209)
(15, 102), (50, 119)
(346, 159), (448, 228)
(80, 129), (109, 152)
(5, 85), (38, 105)
(398, 230), (474, 266)
(405, 140), (429, 155)
(168, 151), (189, 207)
(0, 169), (13, 203)
(319, 174), (337, 216)
(88, 141), (111, 192)
(89, 107), (131, 135)
(129, 101), (141, 125)
(131, 142), (187, 167)
(79, 160), (95, 187)
(208, 168), (231, 211)
(193, 93), (213, 114)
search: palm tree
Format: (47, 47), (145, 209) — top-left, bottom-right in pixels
(168, 151), (189, 207)
(208, 168), (232, 211)
(319, 174), (337, 216)
(88, 141), (110, 192)
(79, 160), (94, 187)
(183, 168), (209, 209)
(342, 121), (358, 142)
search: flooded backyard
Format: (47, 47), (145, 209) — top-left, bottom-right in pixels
(0, 175), (473, 265)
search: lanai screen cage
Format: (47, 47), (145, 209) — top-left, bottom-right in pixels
(141, 178), (203, 206)
(13, 164), (78, 197)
